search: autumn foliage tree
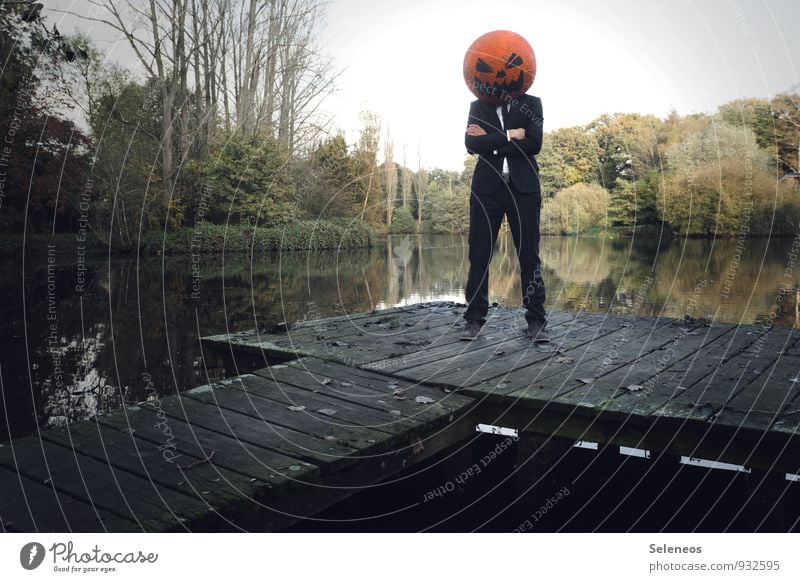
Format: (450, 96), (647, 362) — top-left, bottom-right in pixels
(0, 3), (91, 233)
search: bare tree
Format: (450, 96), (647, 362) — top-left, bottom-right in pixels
(415, 147), (428, 231)
(221, 0), (339, 150)
(400, 145), (413, 209)
(80, 0), (198, 200)
(354, 110), (382, 223)
(77, 0), (338, 169)
(383, 128), (396, 225)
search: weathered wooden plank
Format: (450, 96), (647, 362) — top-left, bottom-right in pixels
(773, 406), (800, 437)
(499, 316), (662, 381)
(508, 317), (702, 415)
(202, 302), (467, 362)
(133, 391), (358, 467)
(286, 302), (471, 340)
(655, 325), (799, 426)
(579, 322), (737, 420)
(615, 324), (761, 418)
(353, 306), (545, 371)
(387, 312), (602, 391)
(178, 378), (478, 515)
(0, 466), (140, 532)
(93, 403), (317, 486)
(227, 373), (438, 437)
(712, 354), (800, 432)
(37, 418), (284, 531)
(290, 302), (449, 329)
(0, 437), (196, 531)
(257, 359), (473, 425)
(432, 314), (669, 401)
(490, 315), (678, 401)
(205, 304), (561, 370)
(364, 310), (577, 376)
(239, 309), (458, 357)
(183, 376), (393, 449)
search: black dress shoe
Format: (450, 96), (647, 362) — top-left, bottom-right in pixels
(460, 320), (482, 341)
(524, 320), (550, 343)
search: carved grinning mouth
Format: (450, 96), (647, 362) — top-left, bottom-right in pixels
(472, 71), (525, 96)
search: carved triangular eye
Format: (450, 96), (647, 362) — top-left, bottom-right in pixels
(505, 53), (523, 69)
(476, 58), (493, 73)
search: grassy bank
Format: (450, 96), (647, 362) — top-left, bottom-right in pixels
(2, 219), (374, 256)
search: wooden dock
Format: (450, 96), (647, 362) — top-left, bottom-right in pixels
(3, 301), (800, 532)
(204, 301), (800, 474)
(0, 352), (476, 532)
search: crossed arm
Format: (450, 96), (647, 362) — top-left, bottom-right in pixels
(464, 96), (543, 157)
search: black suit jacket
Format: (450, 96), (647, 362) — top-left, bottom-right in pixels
(464, 94), (543, 195)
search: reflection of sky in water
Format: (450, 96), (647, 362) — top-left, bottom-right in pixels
(37, 323), (121, 429)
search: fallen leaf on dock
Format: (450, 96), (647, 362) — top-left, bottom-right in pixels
(395, 339), (430, 347)
(415, 396), (435, 404)
(287, 405), (306, 412)
(317, 408), (337, 416)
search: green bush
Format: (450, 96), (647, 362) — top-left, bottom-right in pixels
(138, 219), (373, 254)
(179, 131), (298, 228)
(541, 183), (610, 235)
(659, 159), (799, 236)
(388, 207), (417, 233)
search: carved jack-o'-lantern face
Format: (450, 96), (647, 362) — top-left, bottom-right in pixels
(463, 30), (536, 105)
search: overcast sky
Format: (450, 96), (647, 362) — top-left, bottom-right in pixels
(48, 0), (800, 170)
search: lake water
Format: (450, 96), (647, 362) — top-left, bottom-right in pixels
(3, 233), (800, 440)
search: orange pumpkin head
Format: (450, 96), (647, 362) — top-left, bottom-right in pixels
(463, 30), (536, 105)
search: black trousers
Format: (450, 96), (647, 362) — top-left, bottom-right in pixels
(464, 180), (546, 325)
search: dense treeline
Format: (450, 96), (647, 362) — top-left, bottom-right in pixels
(538, 102), (800, 236)
(393, 97), (800, 237)
(2, 2), (799, 249)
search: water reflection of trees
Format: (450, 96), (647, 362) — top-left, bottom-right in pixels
(4, 234), (800, 440)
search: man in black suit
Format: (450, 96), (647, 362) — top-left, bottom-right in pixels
(460, 92), (548, 342)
